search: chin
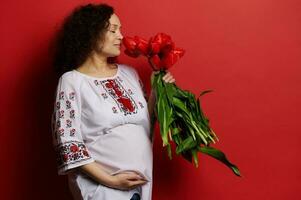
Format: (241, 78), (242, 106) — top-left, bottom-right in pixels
(102, 47), (121, 57)
(111, 51), (121, 57)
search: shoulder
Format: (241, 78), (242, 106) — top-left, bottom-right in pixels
(58, 70), (83, 89)
(118, 63), (139, 77)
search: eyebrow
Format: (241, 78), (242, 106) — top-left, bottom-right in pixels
(110, 24), (122, 28)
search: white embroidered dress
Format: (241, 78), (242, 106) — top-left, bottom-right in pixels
(52, 64), (153, 200)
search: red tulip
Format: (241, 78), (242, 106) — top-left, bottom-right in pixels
(123, 33), (185, 70)
(122, 36), (149, 57)
(149, 37), (161, 55)
(161, 48), (185, 69)
(149, 55), (162, 70)
(134, 36), (149, 56)
(123, 37), (140, 58)
(122, 36), (136, 51)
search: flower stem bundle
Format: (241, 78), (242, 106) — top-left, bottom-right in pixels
(123, 33), (241, 177)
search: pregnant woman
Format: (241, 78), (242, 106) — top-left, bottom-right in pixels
(51, 3), (175, 200)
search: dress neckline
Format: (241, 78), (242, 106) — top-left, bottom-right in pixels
(73, 64), (120, 80)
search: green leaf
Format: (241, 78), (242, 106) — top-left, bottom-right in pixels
(151, 70), (239, 177)
(165, 82), (177, 103)
(173, 97), (191, 117)
(172, 127), (180, 135)
(184, 119), (208, 145)
(198, 90), (213, 98)
(192, 149), (199, 167)
(198, 146), (241, 177)
(176, 136), (197, 154)
(156, 75), (175, 147)
(157, 93), (170, 145)
(166, 143), (172, 160)
(173, 134), (181, 145)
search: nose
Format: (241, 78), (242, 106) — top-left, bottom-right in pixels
(118, 32), (123, 40)
(116, 29), (123, 40)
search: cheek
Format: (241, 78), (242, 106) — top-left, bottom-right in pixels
(103, 37), (114, 48)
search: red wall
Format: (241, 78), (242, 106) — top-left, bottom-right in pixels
(1, 0), (300, 199)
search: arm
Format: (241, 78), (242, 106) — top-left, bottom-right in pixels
(147, 88), (157, 119)
(80, 162), (148, 190)
(79, 162), (115, 187)
(147, 88), (157, 142)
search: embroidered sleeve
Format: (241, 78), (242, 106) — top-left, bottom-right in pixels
(51, 74), (94, 175)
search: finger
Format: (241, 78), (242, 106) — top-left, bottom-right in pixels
(169, 78), (176, 83)
(166, 76), (174, 82)
(163, 72), (174, 79)
(126, 173), (144, 181)
(120, 171), (144, 179)
(119, 171), (139, 176)
(127, 172), (148, 181)
(125, 180), (147, 190)
(129, 180), (148, 188)
(163, 76), (174, 83)
(162, 74), (172, 82)
(163, 71), (171, 78)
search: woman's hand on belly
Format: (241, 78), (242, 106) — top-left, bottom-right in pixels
(110, 171), (148, 190)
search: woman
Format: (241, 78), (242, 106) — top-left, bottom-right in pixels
(52, 3), (175, 200)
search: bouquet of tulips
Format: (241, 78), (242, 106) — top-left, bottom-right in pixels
(122, 33), (240, 176)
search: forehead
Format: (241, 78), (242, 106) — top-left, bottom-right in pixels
(109, 13), (122, 28)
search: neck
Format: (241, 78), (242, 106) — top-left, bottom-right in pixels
(79, 51), (111, 73)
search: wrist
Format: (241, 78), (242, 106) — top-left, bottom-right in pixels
(106, 175), (118, 188)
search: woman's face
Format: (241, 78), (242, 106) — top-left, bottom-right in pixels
(97, 13), (123, 57)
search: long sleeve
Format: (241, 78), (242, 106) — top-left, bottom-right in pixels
(51, 73), (94, 175)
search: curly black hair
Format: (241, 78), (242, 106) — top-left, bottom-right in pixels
(52, 3), (115, 75)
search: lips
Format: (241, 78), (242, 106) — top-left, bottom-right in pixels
(114, 44), (121, 49)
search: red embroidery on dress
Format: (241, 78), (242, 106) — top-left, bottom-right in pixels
(59, 92), (64, 100)
(70, 144), (78, 152)
(117, 98), (134, 112)
(56, 121), (61, 128)
(70, 110), (75, 119)
(138, 101), (144, 109)
(101, 93), (108, 99)
(101, 79), (138, 115)
(56, 102), (60, 109)
(94, 80), (99, 86)
(58, 110), (64, 118)
(53, 95), (78, 141)
(127, 89), (133, 95)
(56, 141), (91, 168)
(58, 128), (64, 136)
(69, 92), (75, 100)
(112, 106), (117, 113)
(66, 119), (72, 128)
(66, 100), (71, 109)
(70, 128), (76, 136)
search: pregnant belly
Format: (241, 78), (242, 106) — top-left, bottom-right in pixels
(89, 124), (153, 181)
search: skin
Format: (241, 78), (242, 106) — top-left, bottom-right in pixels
(77, 13), (175, 191)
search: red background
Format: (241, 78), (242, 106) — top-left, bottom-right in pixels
(1, 0), (300, 199)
